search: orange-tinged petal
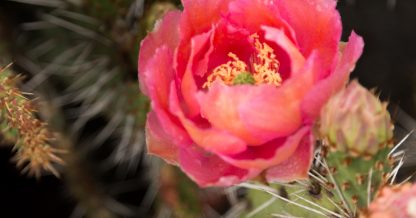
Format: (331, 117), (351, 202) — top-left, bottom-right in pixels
(181, 0), (232, 38)
(181, 29), (215, 117)
(301, 32), (364, 122)
(220, 127), (310, 170)
(170, 83), (247, 155)
(176, 0), (233, 77)
(146, 111), (178, 165)
(198, 52), (320, 146)
(142, 46), (174, 110)
(227, 0), (296, 42)
(277, 0), (341, 71)
(262, 26), (305, 75)
(139, 11), (181, 95)
(178, 146), (260, 187)
(142, 46), (193, 147)
(265, 131), (314, 182)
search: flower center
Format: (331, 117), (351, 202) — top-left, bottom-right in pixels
(203, 34), (282, 88)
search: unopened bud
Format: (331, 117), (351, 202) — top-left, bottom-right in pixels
(320, 80), (393, 157)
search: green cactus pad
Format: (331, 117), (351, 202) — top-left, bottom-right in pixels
(325, 146), (392, 210)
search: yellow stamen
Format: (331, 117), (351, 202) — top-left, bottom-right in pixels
(203, 33), (282, 88)
(203, 53), (248, 88)
(251, 33), (282, 86)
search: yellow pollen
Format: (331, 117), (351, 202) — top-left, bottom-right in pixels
(203, 33), (282, 88)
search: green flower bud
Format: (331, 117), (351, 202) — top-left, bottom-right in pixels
(320, 80), (393, 157)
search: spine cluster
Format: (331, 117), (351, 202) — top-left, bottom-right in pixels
(0, 64), (64, 177)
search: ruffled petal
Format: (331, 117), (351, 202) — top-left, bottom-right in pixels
(152, 106), (193, 148)
(227, 0), (296, 41)
(266, 131), (314, 183)
(262, 26), (305, 75)
(220, 127), (309, 170)
(170, 83), (247, 155)
(178, 146), (260, 187)
(142, 46), (173, 110)
(301, 32), (364, 122)
(143, 46), (193, 147)
(181, 0), (232, 37)
(177, 0), (233, 76)
(198, 52), (321, 146)
(206, 19), (253, 73)
(139, 11), (181, 95)
(146, 111), (178, 165)
(277, 0), (341, 71)
(181, 29), (215, 117)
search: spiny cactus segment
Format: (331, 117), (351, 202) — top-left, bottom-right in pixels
(0, 64), (65, 177)
(245, 81), (398, 218)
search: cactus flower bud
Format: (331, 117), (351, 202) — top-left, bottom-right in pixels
(364, 183), (416, 218)
(320, 80), (393, 157)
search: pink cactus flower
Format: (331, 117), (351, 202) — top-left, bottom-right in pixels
(365, 183), (416, 218)
(139, 0), (364, 186)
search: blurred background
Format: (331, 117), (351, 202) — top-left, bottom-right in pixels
(0, 0), (415, 217)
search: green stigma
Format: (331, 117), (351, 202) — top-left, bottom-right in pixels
(232, 72), (255, 85)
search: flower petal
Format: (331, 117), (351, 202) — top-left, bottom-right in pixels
(146, 111), (178, 165)
(198, 52), (321, 146)
(143, 46), (193, 147)
(181, 29), (215, 117)
(227, 0), (296, 41)
(142, 46), (174, 110)
(178, 146), (259, 187)
(152, 106), (193, 148)
(176, 0), (233, 77)
(277, 0), (341, 71)
(220, 127), (310, 170)
(181, 0), (232, 37)
(206, 19), (253, 73)
(139, 11), (181, 95)
(170, 83), (247, 155)
(262, 26), (305, 75)
(266, 131), (314, 183)
(301, 32), (364, 122)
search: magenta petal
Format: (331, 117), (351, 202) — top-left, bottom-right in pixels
(181, 0), (231, 37)
(170, 83), (247, 155)
(238, 52), (322, 142)
(206, 20), (253, 73)
(227, 0), (296, 41)
(152, 106), (193, 148)
(199, 52), (320, 146)
(198, 82), (280, 146)
(266, 132), (314, 183)
(301, 32), (364, 122)
(262, 26), (305, 74)
(176, 0), (232, 76)
(181, 29), (215, 117)
(139, 11), (181, 95)
(142, 46), (174, 110)
(141, 46), (193, 147)
(146, 111), (178, 165)
(178, 146), (260, 187)
(220, 127), (310, 170)
(277, 0), (341, 70)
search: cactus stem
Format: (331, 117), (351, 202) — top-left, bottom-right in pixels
(367, 168), (373, 207)
(246, 197), (277, 218)
(291, 193), (343, 218)
(321, 158), (354, 217)
(239, 183), (331, 217)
